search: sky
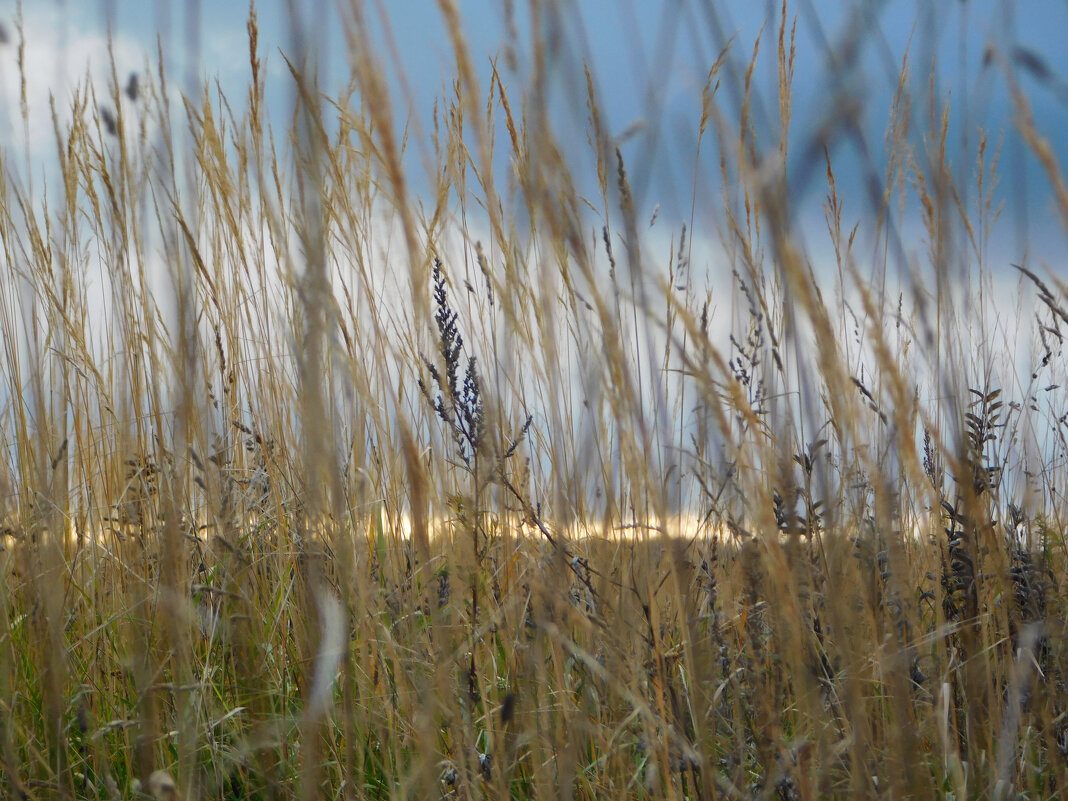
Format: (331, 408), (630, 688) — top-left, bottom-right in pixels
(0, 0), (1066, 505)
(0, 1), (1066, 285)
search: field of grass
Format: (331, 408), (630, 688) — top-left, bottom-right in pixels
(0, 2), (1065, 799)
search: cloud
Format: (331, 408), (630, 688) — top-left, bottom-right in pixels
(0, 5), (149, 171)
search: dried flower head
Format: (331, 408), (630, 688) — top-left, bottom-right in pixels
(147, 770), (182, 801)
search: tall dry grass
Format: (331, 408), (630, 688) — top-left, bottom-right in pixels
(0, 2), (1064, 799)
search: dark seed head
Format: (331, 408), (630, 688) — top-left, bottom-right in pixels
(125, 72), (140, 102)
(100, 107), (117, 136)
(500, 691), (516, 726)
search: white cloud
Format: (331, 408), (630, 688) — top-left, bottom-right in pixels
(0, 5), (148, 173)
